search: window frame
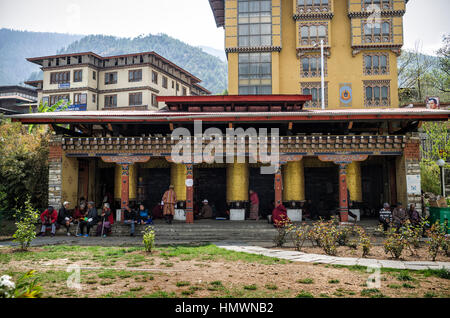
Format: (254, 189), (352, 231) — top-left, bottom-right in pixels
(50, 71), (70, 85)
(105, 72), (118, 85)
(129, 92), (143, 106)
(364, 81), (390, 107)
(128, 69), (142, 82)
(238, 0), (272, 48)
(73, 70), (83, 83)
(104, 94), (118, 108)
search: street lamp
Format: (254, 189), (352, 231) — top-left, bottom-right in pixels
(437, 158), (446, 197)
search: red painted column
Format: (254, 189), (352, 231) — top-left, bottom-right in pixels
(275, 169), (283, 207)
(120, 164), (130, 222)
(338, 164), (349, 223)
(185, 164), (194, 224)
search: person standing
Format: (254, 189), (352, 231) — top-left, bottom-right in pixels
(38, 206), (58, 237)
(162, 185), (177, 224)
(379, 203), (392, 232)
(249, 190), (260, 221)
(57, 202), (73, 236)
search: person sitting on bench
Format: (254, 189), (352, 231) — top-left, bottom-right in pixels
(38, 206), (58, 237)
(57, 202), (73, 236)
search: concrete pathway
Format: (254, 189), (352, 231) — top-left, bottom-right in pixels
(214, 242), (450, 271)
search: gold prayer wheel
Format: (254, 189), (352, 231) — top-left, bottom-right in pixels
(227, 162), (249, 202)
(171, 163), (186, 201)
(114, 164), (137, 200)
(347, 161), (362, 202)
(282, 160), (305, 202)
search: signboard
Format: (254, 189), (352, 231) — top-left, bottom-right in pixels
(59, 83), (71, 89)
(339, 83), (352, 107)
(426, 97), (440, 109)
(407, 175), (421, 195)
(56, 103), (87, 112)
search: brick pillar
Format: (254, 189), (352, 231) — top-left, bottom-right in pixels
(185, 164), (194, 224)
(48, 135), (63, 208)
(120, 164), (130, 222)
(338, 164), (349, 222)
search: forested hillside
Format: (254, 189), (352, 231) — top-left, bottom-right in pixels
(0, 30), (228, 94)
(57, 34), (228, 93)
(0, 29), (83, 85)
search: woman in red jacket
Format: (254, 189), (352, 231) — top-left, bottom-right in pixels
(38, 206), (58, 237)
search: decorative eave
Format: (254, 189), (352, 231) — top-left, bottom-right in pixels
(294, 12), (334, 20)
(297, 46), (331, 58)
(225, 46), (282, 54)
(351, 44), (403, 57)
(208, 0), (225, 28)
(348, 10), (406, 19)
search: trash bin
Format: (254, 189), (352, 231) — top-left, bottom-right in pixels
(429, 207), (450, 234)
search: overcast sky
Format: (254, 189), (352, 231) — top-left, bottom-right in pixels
(0, 0), (448, 54)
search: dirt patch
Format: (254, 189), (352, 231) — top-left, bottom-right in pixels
(273, 245), (450, 262)
(1, 246), (449, 298)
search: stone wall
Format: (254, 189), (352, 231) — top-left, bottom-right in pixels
(404, 133), (423, 214)
(48, 135), (63, 208)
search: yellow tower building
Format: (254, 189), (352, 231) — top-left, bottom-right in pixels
(210, 0), (407, 109)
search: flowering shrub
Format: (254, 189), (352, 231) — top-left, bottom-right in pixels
(308, 219), (340, 256)
(0, 271), (43, 298)
(426, 221), (448, 261)
(289, 223), (310, 252)
(273, 217), (291, 248)
(13, 199), (39, 251)
(142, 226), (156, 253)
(383, 228), (408, 259)
(403, 218), (428, 256)
(355, 226), (372, 258)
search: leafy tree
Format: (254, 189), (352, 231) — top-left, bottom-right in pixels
(28, 99), (68, 133)
(432, 34), (450, 95)
(0, 120), (49, 217)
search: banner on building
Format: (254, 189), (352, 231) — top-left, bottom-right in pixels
(339, 83), (352, 107)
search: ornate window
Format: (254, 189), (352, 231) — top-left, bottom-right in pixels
(238, 0), (272, 47)
(238, 52), (272, 95)
(49, 94), (69, 106)
(362, 0), (392, 10)
(301, 82), (328, 108)
(297, 0), (330, 13)
(364, 80), (390, 107)
(300, 23), (328, 46)
(301, 55), (327, 78)
(50, 71), (70, 84)
(364, 53), (389, 75)
(362, 20), (391, 43)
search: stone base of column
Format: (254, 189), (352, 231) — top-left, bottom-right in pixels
(230, 209), (246, 221)
(174, 209), (186, 222)
(287, 209), (302, 222)
(348, 209), (361, 222)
